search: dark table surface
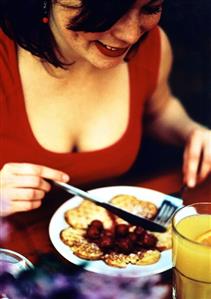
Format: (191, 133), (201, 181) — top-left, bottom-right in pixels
(1, 168), (211, 299)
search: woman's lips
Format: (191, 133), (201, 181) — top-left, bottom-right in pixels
(95, 41), (129, 58)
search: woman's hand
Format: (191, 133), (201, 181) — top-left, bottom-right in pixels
(0, 163), (70, 216)
(183, 128), (211, 187)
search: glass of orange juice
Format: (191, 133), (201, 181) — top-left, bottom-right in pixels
(172, 202), (211, 299)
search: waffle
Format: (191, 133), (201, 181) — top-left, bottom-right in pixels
(110, 194), (157, 224)
(61, 226), (103, 260)
(60, 227), (85, 247)
(133, 250), (161, 265)
(65, 200), (113, 229)
(103, 249), (160, 268)
(103, 252), (130, 268)
(71, 240), (104, 260)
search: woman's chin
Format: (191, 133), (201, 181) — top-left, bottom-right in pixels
(90, 56), (124, 70)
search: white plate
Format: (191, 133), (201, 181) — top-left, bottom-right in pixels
(49, 185), (182, 277)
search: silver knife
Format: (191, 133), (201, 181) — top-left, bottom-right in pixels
(54, 182), (166, 232)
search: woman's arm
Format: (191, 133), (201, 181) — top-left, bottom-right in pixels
(144, 27), (211, 187)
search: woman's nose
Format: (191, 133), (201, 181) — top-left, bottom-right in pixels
(111, 10), (141, 45)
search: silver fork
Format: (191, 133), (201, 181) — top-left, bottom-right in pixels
(153, 185), (187, 226)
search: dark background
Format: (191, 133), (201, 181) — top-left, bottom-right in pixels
(130, 0), (211, 177)
(160, 0), (211, 128)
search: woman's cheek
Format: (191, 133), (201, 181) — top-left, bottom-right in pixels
(140, 14), (161, 32)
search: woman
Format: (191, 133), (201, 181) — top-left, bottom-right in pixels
(0, 0), (210, 215)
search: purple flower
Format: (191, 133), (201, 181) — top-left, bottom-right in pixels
(76, 272), (168, 299)
(0, 255), (170, 299)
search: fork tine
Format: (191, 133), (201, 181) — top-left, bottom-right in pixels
(154, 206), (164, 222)
(154, 200), (170, 221)
(158, 206), (176, 225)
(154, 200), (178, 225)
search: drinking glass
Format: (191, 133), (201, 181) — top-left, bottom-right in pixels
(172, 202), (211, 299)
(0, 248), (33, 298)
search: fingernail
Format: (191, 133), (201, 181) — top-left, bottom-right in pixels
(188, 178), (195, 188)
(63, 174), (70, 182)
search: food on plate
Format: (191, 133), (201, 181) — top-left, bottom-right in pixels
(61, 194), (172, 268)
(110, 194), (157, 223)
(103, 250), (160, 268)
(153, 226), (172, 251)
(65, 200), (113, 229)
(61, 226), (104, 260)
(64, 194), (157, 228)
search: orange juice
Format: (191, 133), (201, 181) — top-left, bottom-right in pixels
(173, 214), (211, 299)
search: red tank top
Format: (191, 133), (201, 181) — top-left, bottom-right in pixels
(0, 27), (161, 186)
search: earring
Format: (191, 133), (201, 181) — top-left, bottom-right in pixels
(42, 0), (49, 24)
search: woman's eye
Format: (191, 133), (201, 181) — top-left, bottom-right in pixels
(142, 5), (162, 15)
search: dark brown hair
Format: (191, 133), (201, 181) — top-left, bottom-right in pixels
(0, 0), (137, 68)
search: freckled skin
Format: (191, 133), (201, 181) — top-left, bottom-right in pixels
(50, 0), (162, 69)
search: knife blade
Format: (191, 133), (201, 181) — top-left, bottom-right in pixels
(54, 182), (166, 232)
